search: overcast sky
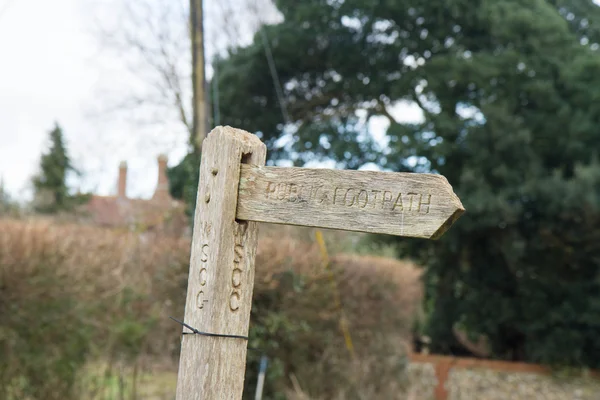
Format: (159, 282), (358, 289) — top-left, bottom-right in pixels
(0, 0), (423, 202)
(0, 0), (192, 201)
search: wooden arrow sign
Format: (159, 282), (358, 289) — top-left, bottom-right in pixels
(237, 165), (464, 239)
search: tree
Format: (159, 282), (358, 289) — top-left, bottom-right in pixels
(90, 0), (282, 217)
(0, 178), (19, 216)
(90, 0), (281, 144)
(167, 150), (200, 218)
(32, 124), (78, 213)
(197, 0), (600, 367)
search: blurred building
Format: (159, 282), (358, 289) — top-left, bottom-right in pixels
(81, 155), (188, 236)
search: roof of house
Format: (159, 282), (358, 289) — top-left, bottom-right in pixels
(84, 195), (186, 229)
(81, 155), (188, 234)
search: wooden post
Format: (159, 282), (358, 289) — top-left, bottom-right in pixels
(175, 126), (266, 399)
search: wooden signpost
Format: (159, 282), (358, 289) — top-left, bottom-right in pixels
(175, 126), (465, 400)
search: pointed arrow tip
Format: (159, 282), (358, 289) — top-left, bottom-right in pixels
(430, 205), (465, 240)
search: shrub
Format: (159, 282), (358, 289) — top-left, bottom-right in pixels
(0, 220), (92, 399)
(0, 218), (189, 399)
(0, 219), (422, 399)
(243, 236), (422, 399)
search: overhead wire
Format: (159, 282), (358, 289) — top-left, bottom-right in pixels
(210, 0), (245, 127)
(258, 24), (292, 125)
(254, 18), (357, 357)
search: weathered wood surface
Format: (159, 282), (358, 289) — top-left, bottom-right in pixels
(237, 165), (464, 239)
(176, 126), (266, 400)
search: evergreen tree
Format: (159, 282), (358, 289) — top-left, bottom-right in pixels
(0, 178), (18, 216)
(173, 0), (600, 367)
(0, 178), (9, 208)
(167, 150), (200, 220)
(32, 123), (76, 213)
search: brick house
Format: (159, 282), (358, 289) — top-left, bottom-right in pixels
(82, 155), (188, 236)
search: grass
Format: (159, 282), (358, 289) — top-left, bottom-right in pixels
(77, 363), (177, 400)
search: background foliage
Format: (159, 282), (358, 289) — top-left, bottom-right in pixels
(171, 0), (600, 368)
(31, 123), (89, 213)
(0, 219), (420, 399)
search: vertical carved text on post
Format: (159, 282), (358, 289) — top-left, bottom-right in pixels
(229, 222), (248, 312)
(196, 243), (209, 310)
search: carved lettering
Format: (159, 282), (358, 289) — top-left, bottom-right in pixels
(392, 193), (404, 211)
(344, 188), (356, 206)
(319, 190), (329, 204)
(233, 244), (244, 263)
(382, 191), (393, 209)
(231, 268), (242, 288)
(203, 221), (212, 235)
(276, 183), (287, 200)
(233, 221), (248, 238)
(266, 181), (277, 199)
(200, 244), (209, 262)
(406, 193), (419, 211)
(310, 185), (322, 201)
(333, 187), (341, 204)
(197, 244), (209, 310)
(196, 291), (208, 309)
(357, 190), (368, 208)
(231, 231), (246, 312)
(199, 268), (207, 286)
(370, 190), (381, 208)
(289, 184), (300, 202)
(418, 194), (432, 213)
(263, 181), (433, 214)
(229, 291), (240, 311)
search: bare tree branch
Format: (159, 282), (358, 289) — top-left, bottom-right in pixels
(89, 0), (282, 145)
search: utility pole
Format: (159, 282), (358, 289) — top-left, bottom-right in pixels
(190, 0), (208, 151)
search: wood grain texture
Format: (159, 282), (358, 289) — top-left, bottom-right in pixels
(237, 165), (464, 239)
(176, 126), (266, 400)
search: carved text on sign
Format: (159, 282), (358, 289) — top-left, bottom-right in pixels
(202, 221), (212, 236)
(265, 182), (431, 213)
(229, 222), (247, 312)
(196, 243), (209, 309)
